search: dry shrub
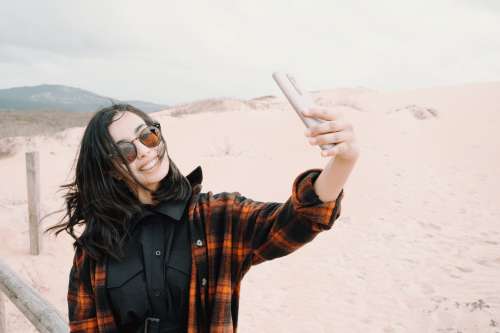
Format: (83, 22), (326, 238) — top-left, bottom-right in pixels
(0, 110), (93, 139)
(393, 105), (439, 119)
(0, 137), (19, 159)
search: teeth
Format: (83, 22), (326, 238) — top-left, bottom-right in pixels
(141, 158), (158, 171)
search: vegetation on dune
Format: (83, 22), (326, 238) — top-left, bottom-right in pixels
(0, 110), (93, 139)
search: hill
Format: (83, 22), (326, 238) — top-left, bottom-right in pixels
(0, 84), (168, 113)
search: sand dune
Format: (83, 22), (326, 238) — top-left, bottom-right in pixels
(1, 82), (499, 332)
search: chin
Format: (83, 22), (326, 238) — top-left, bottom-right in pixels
(142, 158), (169, 187)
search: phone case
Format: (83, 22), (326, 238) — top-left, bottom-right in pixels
(272, 72), (336, 151)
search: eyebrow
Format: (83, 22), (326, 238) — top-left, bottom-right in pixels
(117, 123), (147, 143)
(134, 123), (146, 134)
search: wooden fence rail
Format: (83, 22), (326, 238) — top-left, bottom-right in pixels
(0, 259), (68, 333)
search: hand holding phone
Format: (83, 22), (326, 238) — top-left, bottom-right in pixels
(272, 72), (336, 151)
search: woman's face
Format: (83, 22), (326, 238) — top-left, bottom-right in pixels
(108, 111), (170, 193)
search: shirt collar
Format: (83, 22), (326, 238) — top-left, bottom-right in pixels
(148, 166), (203, 221)
(186, 165), (203, 188)
(134, 165), (203, 223)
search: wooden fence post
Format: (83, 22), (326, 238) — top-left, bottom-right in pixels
(0, 292), (6, 333)
(26, 151), (41, 255)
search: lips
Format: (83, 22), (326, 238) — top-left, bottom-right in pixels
(140, 157), (159, 171)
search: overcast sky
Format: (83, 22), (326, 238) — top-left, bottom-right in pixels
(1, 0), (499, 105)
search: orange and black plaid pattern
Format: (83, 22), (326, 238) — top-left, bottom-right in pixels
(68, 167), (344, 333)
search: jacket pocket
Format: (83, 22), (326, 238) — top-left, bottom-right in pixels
(165, 259), (190, 316)
(106, 245), (149, 326)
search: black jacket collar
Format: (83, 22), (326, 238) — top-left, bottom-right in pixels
(147, 166), (203, 221)
(134, 165), (203, 223)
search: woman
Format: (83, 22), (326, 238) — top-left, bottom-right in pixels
(48, 103), (359, 333)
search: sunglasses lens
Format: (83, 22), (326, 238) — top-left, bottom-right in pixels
(140, 126), (161, 147)
(117, 143), (137, 163)
(112, 125), (161, 164)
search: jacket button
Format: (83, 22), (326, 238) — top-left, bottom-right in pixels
(155, 250), (161, 256)
(153, 290), (161, 296)
(196, 239), (203, 247)
(201, 278), (207, 286)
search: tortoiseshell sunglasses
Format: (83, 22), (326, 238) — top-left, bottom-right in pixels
(110, 122), (162, 163)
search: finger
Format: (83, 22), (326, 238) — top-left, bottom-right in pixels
(305, 119), (349, 137)
(309, 130), (353, 146)
(303, 107), (343, 121)
(321, 142), (350, 157)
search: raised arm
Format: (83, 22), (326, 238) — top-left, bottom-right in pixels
(203, 168), (344, 277)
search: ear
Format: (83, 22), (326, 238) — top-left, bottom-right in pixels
(107, 169), (123, 180)
(107, 159), (127, 180)
(113, 174), (124, 181)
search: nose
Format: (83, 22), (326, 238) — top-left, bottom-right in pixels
(134, 139), (152, 161)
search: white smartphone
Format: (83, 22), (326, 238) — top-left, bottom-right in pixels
(272, 72), (336, 151)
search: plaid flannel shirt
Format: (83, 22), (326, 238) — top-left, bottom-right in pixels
(68, 166), (344, 333)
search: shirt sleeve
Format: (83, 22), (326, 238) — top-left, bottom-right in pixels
(211, 168), (344, 270)
(67, 246), (99, 333)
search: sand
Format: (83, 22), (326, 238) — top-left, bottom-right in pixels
(1, 82), (499, 332)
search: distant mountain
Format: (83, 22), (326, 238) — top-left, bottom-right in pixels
(121, 100), (169, 113)
(0, 84), (168, 113)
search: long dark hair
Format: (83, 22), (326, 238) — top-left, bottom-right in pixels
(45, 104), (192, 261)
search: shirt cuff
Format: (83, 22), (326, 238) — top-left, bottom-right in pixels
(292, 168), (343, 205)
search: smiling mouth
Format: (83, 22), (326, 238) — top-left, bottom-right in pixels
(140, 157), (159, 172)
